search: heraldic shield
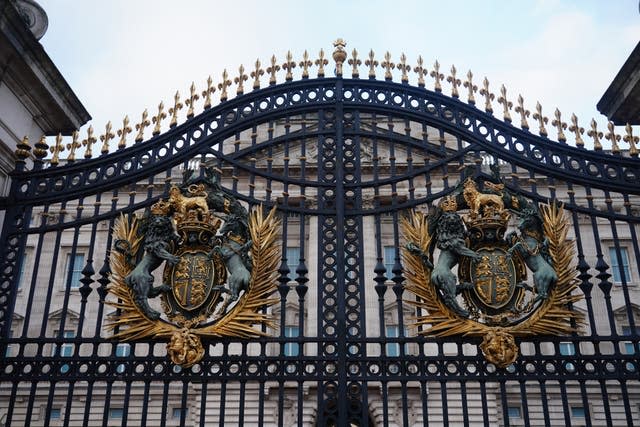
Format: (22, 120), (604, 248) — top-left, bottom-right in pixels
(106, 167), (280, 368)
(403, 169), (583, 368)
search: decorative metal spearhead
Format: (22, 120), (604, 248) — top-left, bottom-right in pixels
(365, 50), (378, 80)
(515, 95), (530, 130)
(202, 76), (216, 108)
(100, 121), (115, 154)
(398, 53), (410, 83)
(299, 51), (312, 79)
(251, 59), (264, 88)
(49, 133), (65, 165)
(33, 135), (49, 161)
(414, 56), (427, 88)
(185, 82), (200, 117)
(532, 102), (548, 137)
(266, 55), (280, 85)
(479, 77), (494, 113)
(587, 119), (603, 151)
(234, 65), (248, 95)
(623, 123), (639, 157)
(134, 109), (151, 143)
(83, 125), (97, 159)
(315, 49), (328, 78)
(282, 51), (296, 81)
(568, 114), (585, 147)
(348, 49), (361, 78)
(605, 121), (621, 154)
(551, 108), (567, 143)
(117, 115), (132, 149)
(447, 65), (461, 98)
(463, 70), (477, 105)
(152, 102), (167, 136)
(497, 85), (512, 123)
(431, 60), (444, 92)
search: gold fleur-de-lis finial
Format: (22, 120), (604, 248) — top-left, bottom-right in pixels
(463, 70), (477, 105)
(398, 53), (410, 83)
(185, 82), (200, 116)
(152, 101), (166, 136)
(497, 85), (513, 123)
(82, 125), (97, 159)
(348, 49), (361, 78)
(479, 77), (495, 113)
(605, 121), (621, 154)
(414, 56), (427, 87)
(515, 95), (530, 130)
(447, 65), (461, 98)
(282, 51), (296, 81)
(365, 49), (378, 79)
(588, 119), (603, 151)
(315, 49), (328, 78)
(532, 102), (548, 137)
(251, 59), (264, 89)
(266, 55), (280, 85)
(299, 50), (312, 79)
(332, 38), (347, 76)
(218, 70), (232, 102)
(623, 123), (639, 157)
(117, 115), (132, 149)
(551, 108), (567, 143)
(135, 109), (150, 142)
(202, 76), (216, 109)
(100, 121), (115, 155)
(235, 65), (248, 95)
(568, 113), (585, 147)
(168, 92), (183, 128)
(49, 133), (65, 165)
(430, 60), (444, 92)
(381, 51), (394, 81)
(66, 131), (81, 161)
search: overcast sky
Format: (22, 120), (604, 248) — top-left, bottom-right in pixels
(37, 0), (639, 149)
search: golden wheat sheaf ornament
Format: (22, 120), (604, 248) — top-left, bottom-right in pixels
(403, 179), (583, 368)
(106, 179), (280, 368)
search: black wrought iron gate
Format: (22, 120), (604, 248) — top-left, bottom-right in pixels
(1, 44), (639, 426)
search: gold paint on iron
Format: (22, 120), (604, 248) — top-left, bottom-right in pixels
(134, 110), (150, 143)
(569, 114), (585, 148)
(348, 48), (361, 78)
(169, 92), (183, 128)
(479, 77), (494, 113)
(266, 55), (280, 85)
(152, 102), (167, 136)
(398, 53), (410, 83)
(463, 70), (477, 105)
(315, 49), (328, 78)
(15, 135), (31, 160)
(82, 126), (97, 159)
(251, 59), (264, 89)
(605, 121), (621, 154)
(100, 121), (115, 155)
(299, 50), (312, 79)
(623, 123), (639, 157)
(588, 119), (603, 151)
(332, 39), (347, 76)
(380, 51), (394, 81)
(532, 102), (548, 137)
(551, 108), (567, 143)
(515, 95), (530, 130)
(497, 85), (512, 123)
(235, 65), (248, 95)
(117, 115), (132, 148)
(66, 130), (81, 161)
(282, 51), (296, 81)
(202, 76), (216, 109)
(365, 50), (378, 79)
(414, 56), (427, 87)
(430, 60), (444, 92)
(185, 82), (200, 117)
(33, 135), (48, 160)
(447, 65), (461, 98)
(49, 133), (65, 165)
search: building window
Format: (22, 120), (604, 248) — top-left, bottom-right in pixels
(507, 405), (522, 420)
(384, 246), (396, 280)
(53, 330), (75, 373)
(172, 407), (188, 419)
(65, 253), (85, 289)
(571, 406), (585, 418)
(559, 342), (576, 372)
(49, 408), (61, 420)
(109, 408), (123, 419)
(386, 325), (409, 356)
(5, 330), (13, 357)
(116, 343), (130, 374)
(17, 252), (28, 289)
(286, 247), (300, 281)
(283, 326), (299, 357)
(622, 326), (639, 371)
(609, 247), (631, 283)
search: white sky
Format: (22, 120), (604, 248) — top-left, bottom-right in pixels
(38, 0), (639, 149)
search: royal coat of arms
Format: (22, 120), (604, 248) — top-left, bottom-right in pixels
(106, 167), (280, 368)
(403, 172), (583, 367)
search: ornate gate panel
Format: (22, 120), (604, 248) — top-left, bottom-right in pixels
(0, 42), (639, 426)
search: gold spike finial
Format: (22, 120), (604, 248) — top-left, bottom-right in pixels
(398, 53), (410, 83)
(82, 125), (97, 159)
(117, 115), (132, 149)
(218, 70), (232, 102)
(169, 92), (183, 128)
(332, 39), (347, 76)
(234, 65), (248, 95)
(479, 77), (494, 113)
(623, 123), (639, 157)
(266, 55), (280, 85)
(430, 61), (444, 92)
(251, 59), (265, 89)
(414, 56), (427, 87)
(185, 82), (200, 117)
(15, 135), (32, 161)
(568, 114), (585, 147)
(365, 50), (378, 80)
(135, 109), (150, 143)
(447, 65), (461, 98)
(299, 51), (312, 79)
(348, 48), (361, 78)
(49, 133), (65, 165)
(282, 51), (296, 81)
(551, 108), (567, 142)
(381, 52), (394, 81)
(152, 102), (167, 136)
(605, 121), (621, 154)
(100, 121), (115, 155)
(497, 85), (513, 123)
(315, 49), (328, 78)
(33, 135), (49, 160)
(463, 70), (477, 105)
(587, 119), (603, 151)
(202, 76), (216, 109)
(532, 102), (548, 137)
(515, 95), (530, 130)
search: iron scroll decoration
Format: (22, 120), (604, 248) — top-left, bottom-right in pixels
(106, 167), (281, 368)
(403, 171), (584, 368)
